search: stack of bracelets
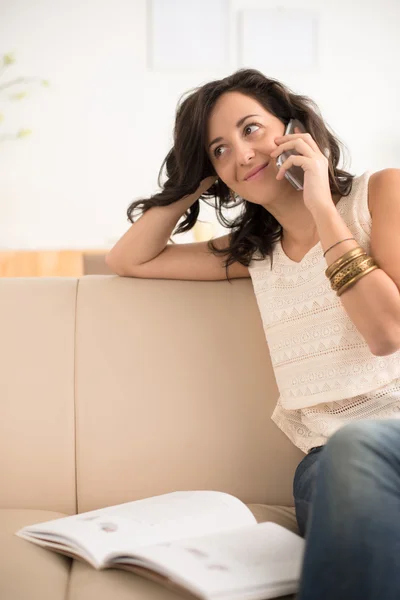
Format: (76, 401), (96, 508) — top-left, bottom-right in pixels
(323, 237), (379, 297)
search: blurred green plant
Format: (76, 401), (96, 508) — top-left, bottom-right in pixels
(0, 51), (49, 142)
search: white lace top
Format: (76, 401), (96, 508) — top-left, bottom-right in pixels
(248, 171), (400, 453)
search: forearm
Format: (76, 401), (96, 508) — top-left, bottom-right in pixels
(312, 204), (400, 356)
(106, 193), (197, 269)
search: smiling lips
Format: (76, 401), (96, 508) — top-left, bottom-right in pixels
(244, 162), (269, 181)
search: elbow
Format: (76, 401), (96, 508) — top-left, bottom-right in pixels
(370, 335), (400, 357)
(105, 252), (126, 276)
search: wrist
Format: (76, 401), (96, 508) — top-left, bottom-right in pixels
(311, 204), (361, 267)
(308, 200), (337, 222)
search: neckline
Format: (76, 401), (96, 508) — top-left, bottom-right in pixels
(279, 239), (321, 264)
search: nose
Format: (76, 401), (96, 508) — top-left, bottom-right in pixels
(235, 141), (255, 165)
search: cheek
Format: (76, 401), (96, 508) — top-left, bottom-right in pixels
(213, 161), (232, 182)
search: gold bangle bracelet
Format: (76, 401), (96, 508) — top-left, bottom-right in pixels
(331, 256), (375, 291)
(325, 247), (366, 279)
(330, 256), (374, 291)
(336, 265), (379, 296)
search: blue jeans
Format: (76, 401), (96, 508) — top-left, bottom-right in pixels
(293, 419), (400, 600)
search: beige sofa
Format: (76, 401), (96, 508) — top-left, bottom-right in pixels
(0, 275), (304, 600)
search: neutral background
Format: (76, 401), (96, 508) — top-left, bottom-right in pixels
(0, 0), (399, 250)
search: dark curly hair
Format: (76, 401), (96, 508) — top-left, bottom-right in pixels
(127, 68), (355, 281)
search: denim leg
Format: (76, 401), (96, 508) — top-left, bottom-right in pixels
(297, 419), (400, 600)
(293, 446), (324, 538)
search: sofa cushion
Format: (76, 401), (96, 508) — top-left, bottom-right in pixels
(247, 503), (299, 534)
(74, 276), (304, 514)
(0, 278), (77, 513)
(0, 509), (71, 600)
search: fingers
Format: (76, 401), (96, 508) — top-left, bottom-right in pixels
(276, 154), (310, 179)
(271, 137), (315, 159)
(274, 132), (320, 155)
(198, 175), (218, 192)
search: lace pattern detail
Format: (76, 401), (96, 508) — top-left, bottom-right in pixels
(248, 171), (400, 452)
(272, 380), (400, 454)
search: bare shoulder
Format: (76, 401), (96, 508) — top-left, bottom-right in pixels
(368, 168), (400, 216)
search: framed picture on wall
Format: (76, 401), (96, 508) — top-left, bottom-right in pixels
(148, 0), (230, 70)
(238, 8), (319, 72)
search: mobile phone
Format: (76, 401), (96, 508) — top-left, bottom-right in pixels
(275, 119), (307, 191)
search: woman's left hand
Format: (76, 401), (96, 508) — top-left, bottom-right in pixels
(270, 127), (333, 215)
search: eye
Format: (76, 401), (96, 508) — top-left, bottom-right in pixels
(212, 123), (261, 159)
(244, 123), (261, 135)
(213, 145), (226, 159)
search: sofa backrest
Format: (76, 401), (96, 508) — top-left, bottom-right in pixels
(0, 275), (303, 514)
(0, 278), (77, 514)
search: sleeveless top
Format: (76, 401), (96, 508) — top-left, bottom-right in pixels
(248, 171), (400, 453)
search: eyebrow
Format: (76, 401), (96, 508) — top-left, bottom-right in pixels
(208, 114), (261, 150)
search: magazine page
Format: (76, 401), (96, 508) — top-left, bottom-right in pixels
(111, 522), (305, 600)
(15, 490), (256, 569)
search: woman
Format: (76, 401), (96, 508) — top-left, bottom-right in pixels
(106, 69), (400, 600)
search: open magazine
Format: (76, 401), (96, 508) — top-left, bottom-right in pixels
(16, 490), (304, 600)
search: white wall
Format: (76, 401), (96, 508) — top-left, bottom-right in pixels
(0, 0), (399, 250)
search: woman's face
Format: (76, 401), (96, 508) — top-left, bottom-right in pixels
(206, 91), (286, 204)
